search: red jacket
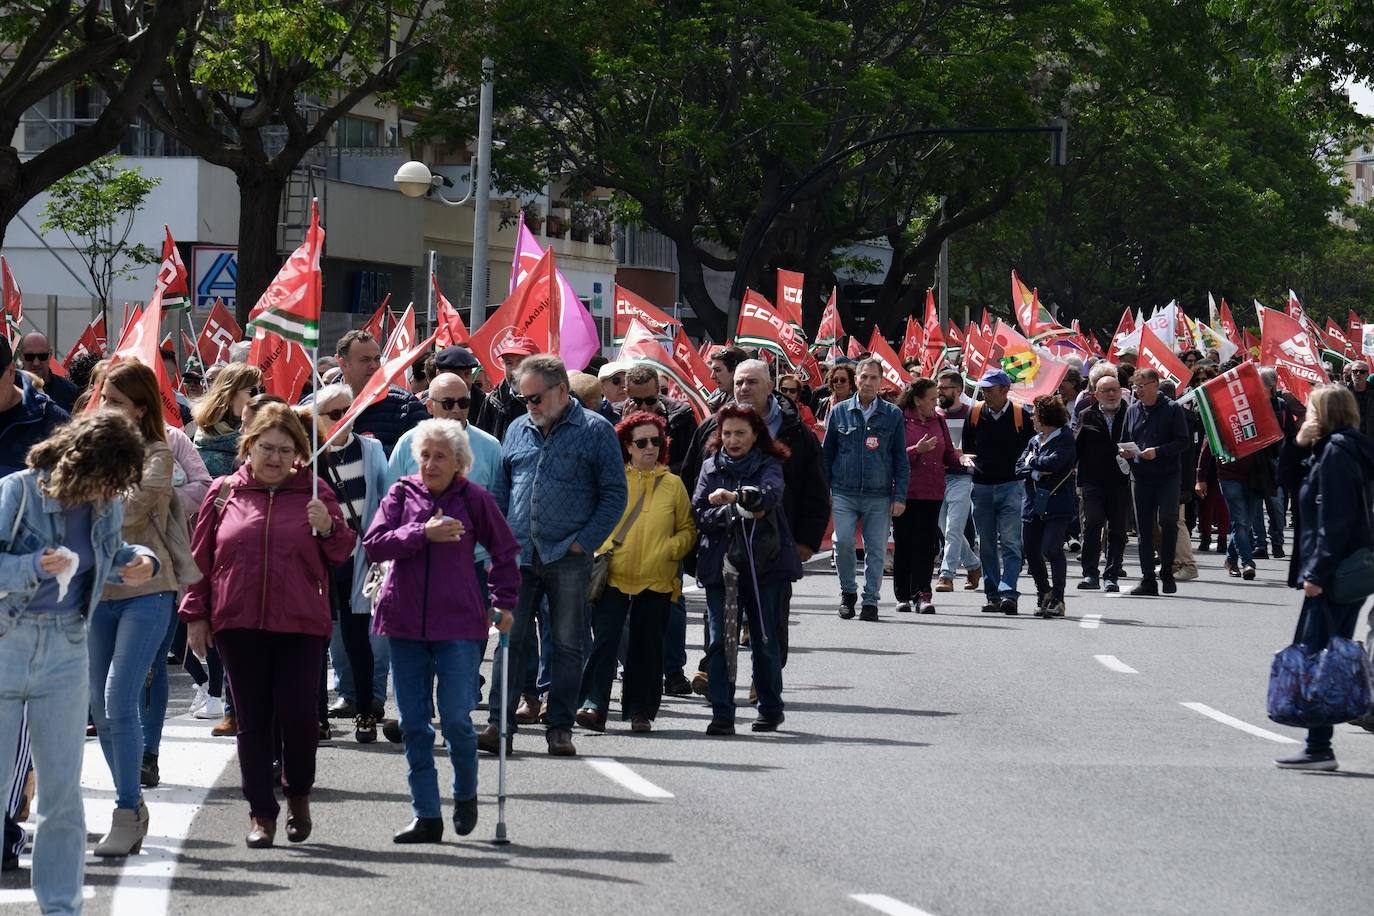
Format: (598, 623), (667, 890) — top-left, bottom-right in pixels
(179, 465), (355, 637)
(902, 409), (962, 501)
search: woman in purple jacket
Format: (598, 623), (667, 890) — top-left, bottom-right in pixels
(893, 378), (963, 613)
(364, 419), (519, 845)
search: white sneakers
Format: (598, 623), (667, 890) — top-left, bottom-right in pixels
(192, 688), (224, 720)
(187, 683), (208, 716)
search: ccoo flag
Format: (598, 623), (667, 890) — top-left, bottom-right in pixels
(1193, 362), (1282, 463)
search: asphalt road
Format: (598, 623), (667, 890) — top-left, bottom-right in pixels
(5, 542), (1373, 916)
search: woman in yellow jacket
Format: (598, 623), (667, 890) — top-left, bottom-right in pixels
(576, 412), (696, 733)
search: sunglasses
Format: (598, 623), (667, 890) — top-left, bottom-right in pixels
(22, 352), (50, 362)
(320, 407), (347, 422)
(632, 436), (663, 449)
(436, 397), (471, 411)
(515, 383), (557, 406)
(609, 374), (625, 386)
(628, 395), (659, 408)
(779, 386), (800, 396)
(247, 386), (265, 397)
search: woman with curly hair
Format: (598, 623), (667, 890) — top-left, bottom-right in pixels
(0, 411), (158, 913)
(1015, 395), (1078, 618)
(576, 412), (697, 734)
(192, 363), (264, 478)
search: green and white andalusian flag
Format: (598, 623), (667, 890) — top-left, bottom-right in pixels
(246, 200), (323, 347)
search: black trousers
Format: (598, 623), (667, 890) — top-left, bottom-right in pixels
(1024, 515), (1071, 602)
(891, 499), (943, 602)
(1081, 483), (1131, 580)
(1132, 474), (1180, 584)
(580, 587), (670, 720)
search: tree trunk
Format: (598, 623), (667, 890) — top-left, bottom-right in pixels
(675, 242), (727, 343)
(234, 170), (289, 327)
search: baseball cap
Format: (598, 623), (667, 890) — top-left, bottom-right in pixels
(597, 360), (632, 381)
(494, 336), (538, 358)
(434, 345), (480, 371)
(977, 368), (1013, 388)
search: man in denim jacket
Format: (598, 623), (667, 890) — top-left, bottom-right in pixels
(823, 358), (909, 620)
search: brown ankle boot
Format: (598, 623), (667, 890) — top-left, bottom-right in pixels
(245, 816), (276, 848)
(285, 795), (312, 843)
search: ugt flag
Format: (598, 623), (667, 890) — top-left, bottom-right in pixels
(1193, 362), (1282, 463)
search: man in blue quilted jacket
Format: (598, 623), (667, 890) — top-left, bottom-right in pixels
(482, 354), (627, 757)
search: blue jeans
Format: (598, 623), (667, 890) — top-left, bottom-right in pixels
(520, 599), (553, 697)
(832, 491), (893, 605)
(1219, 480), (1262, 566)
(938, 474), (981, 579)
(0, 612), (89, 915)
(390, 638), (481, 818)
(704, 580), (784, 722)
(971, 482), (1024, 599)
(89, 591), (175, 810)
(143, 598), (178, 755)
(663, 596), (687, 678)
(490, 551), (593, 732)
(1253, 487), (1285, 551)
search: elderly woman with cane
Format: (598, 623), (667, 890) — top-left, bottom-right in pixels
(365, 418), (519, 844)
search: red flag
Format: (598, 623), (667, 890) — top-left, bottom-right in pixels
(670, 327), (719, 402)
(980, 308), (992, 336)
(816, 288), (844, 347)
(325, 333), (437, 447)
(847, 336), (864, 359)
(775, 269), (805, 328)
(432, 276), (470, 349)
(103, 292), (182, 428)
(1324, 319), (1358, 359)
(195, 299), (242, 368)
(866, 327), (912, 393)
(159, 334), (182, 390)
(63, 317), (105, 370)
(362, 293), (392, 344)
(963, 324), (992, 379)
(467, 247), (562, 385)
(1349, 310), (1364, 342)
(154, 226), (190, 309)
(246, 199), (324, 347)
(381, 303), (417, 360)
(735, 288), (810, 373)
(1258, 305), (1326, 402)
(1242, 329), (1260, 361)
(1194, 362), (1283, 463)
(1138, 325), (1194, 391)
(1218, 298), (1242, 349)
(1, 256), (21, 324)
(613, 285), (675, 343)
(1284, 290), (1325, 358)
(898, 315), (924, 365)
(946, 321), (964, 348)
(923, 294), (946, 372)
(618, 319), (710, 421)
(250, 331), (315, 403)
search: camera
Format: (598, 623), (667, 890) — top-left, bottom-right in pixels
(736, 485), (765, 512)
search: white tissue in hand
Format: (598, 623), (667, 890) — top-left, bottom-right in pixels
(51, 547), (79, 601)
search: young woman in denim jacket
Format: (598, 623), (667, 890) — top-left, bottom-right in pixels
(0, 412), (157, 915)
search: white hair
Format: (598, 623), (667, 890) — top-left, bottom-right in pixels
(734, 358), (772, 383)
(313, 383), (354, 408)
(410, 418), (473, 477)
(1088, 362), (1119, 387)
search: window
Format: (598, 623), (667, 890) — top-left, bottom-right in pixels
(337, 116), (383, 148)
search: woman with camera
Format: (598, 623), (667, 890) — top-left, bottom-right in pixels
(577, 412), (696, 734)
(693, 406), (803, 736)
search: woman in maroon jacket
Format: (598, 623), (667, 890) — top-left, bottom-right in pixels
(181, 403), (355, 849)
(364, 419), (520, 845)
(893, 378), (964, 613)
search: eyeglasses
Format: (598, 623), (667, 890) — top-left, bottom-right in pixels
(608, 374), (625, 386)
(779, 386), (800, 396)
(515, 383), (557, 406)
(320, 408), (347, 422)
(436, 397), (471, 411)
(22, 352), (49, 362)
(253, 443), (298, 458)
(632, 436), (663, 449)
(247, 386), (265, 397)
(628, 395), (659, 409)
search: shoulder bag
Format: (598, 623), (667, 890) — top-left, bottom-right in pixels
(587, 481), (652, 604)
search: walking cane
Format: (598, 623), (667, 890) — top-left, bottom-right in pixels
(491, 612), (511, 846)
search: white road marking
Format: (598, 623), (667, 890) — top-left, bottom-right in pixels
(1094, 654), (1138, 674)
(0, 886), (95, 905)
(1080, 614), (1102, 629)
(1180, 702), (1300, 744)
(584, 758), (674, 799)
(850, 893), (938, 916)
